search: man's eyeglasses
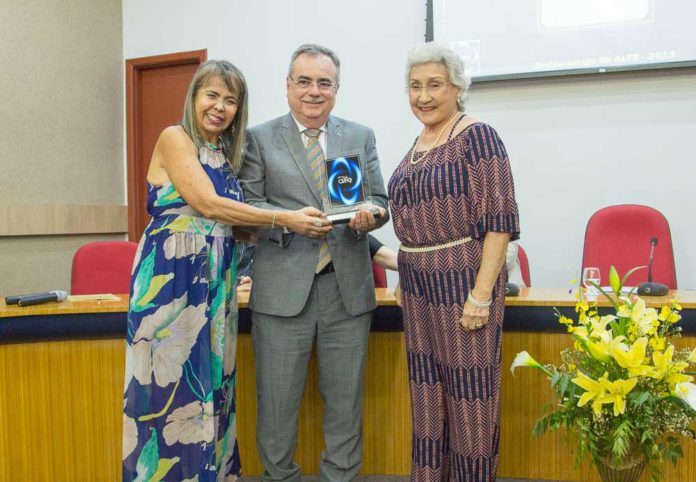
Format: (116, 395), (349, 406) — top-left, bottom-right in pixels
(288, 75), (337, 92)
(407, 82), (451, 95)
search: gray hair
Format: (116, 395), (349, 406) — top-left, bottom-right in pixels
(181, 60), (248, 172)
(406, 42), (471, 111)
(288, 43), (341, 83)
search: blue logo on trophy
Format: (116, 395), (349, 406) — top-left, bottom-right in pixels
(326, 156), (365, 207)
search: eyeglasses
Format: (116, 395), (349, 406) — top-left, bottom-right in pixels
(407, 82), (451, 95)
(288, 75), (337, 92)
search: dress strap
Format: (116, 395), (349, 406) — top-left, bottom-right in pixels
(447, 114), (467, 142)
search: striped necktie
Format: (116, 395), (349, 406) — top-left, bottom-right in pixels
(304, 128), (332, 273)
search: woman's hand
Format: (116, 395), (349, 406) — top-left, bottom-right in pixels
(237, 276), (252, 292)
(459, 300), (489, 331)
(282, 207), (332, 238)
(394, 280), (402, 307)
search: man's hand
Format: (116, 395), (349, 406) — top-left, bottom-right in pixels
(347, 205), (385, 233)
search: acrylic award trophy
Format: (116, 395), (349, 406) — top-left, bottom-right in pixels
(321, 153), (372, 223)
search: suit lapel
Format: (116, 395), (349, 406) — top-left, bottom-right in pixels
(326, 116), (343, 160)
(280, 114), (322, 203)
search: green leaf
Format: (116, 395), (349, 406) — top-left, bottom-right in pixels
(609, 265), (621, 296)
(664, 443), (683, 465)
(551, 371), (561, 387)
(134, 428), (159, 482)
(621, 265), (646, 289)
(558, 374), (570, 398)
(533, 417), (548, 437)
(632, 391), (651, 408)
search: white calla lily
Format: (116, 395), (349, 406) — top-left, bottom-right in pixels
(674, 382), (696, 411)
(510, 351), (550, 376)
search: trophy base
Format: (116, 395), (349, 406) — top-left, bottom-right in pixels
(327, 208), (382, 224)
(327, 212), (357, 224)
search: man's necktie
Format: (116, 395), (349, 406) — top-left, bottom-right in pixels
(304, 129), (332, 273)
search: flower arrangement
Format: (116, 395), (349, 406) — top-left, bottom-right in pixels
(511, 267), (696, 481)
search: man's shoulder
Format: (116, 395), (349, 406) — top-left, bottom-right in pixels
(330, 115), (373, 134)
(248, 114), (291, 136)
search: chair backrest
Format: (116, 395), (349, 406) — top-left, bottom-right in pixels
(71, 241), (139, 295)
(517, 244), (531, 287)
(372, 260), (387, 288)
(582, 205), (677, 288)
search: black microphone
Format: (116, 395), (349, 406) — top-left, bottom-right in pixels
(16, 290), (68, 307)
(637, 238), (669, 296)
(505, 283), (520, 296)
(5, 291), (59, 305)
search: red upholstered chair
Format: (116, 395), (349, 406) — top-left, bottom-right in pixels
(372, 261), (387, 288)
(517, 244), (531, 287)
(581, 205), (677, 288)
(71, 241), (139, 295)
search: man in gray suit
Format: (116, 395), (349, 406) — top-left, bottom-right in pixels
(239, 44), (389, 481)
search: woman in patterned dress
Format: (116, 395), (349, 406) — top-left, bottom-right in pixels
(122, 60), (330, 482)
(388, 43), (520, 481)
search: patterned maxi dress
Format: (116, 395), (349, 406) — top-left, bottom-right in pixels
(123, 144), (242, 481)
(388, 122), (520, 482)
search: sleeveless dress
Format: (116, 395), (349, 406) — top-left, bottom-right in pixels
(388, 121), (519, 482)
(123, 144), (242, 482)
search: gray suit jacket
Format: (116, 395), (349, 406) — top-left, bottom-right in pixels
(239, 113), (389, 317)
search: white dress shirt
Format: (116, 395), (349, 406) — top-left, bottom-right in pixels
(292, 115), (328, 154)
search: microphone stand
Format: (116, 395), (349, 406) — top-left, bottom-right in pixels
(637, 238), (669, 296)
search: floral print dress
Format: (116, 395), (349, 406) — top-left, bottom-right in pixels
(123, 144), (241, 481)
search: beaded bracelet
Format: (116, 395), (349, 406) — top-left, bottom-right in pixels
(271, 210), (278, 229)
(467, 292), (492, 308)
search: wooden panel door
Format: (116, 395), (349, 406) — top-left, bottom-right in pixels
(125, 50), (207, 241)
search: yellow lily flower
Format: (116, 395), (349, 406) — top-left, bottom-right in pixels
(611, 337), (652, 376)
(588, 315), (616, 344)
(649, 336), (666, 351)
(572, 372), (607, 415)
(666, 372), (693, 386)
(650, 345), (692, 385)
(688, 348), (696, 364)
(658, 305), (681, 324)
(587, 341), (611, 363)
(598, 377), (638, 416)
(572, 326), (589, 341)
(617, 298), (659, 336)
(588, 336), (627, 365)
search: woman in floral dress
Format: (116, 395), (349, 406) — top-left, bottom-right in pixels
(122, 60), (330, 482)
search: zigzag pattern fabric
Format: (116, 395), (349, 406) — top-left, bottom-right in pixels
(304, 128), (331, 272)
(388, 122), (519, 482)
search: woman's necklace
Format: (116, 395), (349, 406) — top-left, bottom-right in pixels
(409, 111), (461, 165)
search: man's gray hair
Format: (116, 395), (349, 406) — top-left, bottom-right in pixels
(407, 42), (471, 111)
(289, 43), (341, 83)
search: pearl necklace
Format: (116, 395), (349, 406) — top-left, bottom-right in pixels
(409, 112), (462, 165)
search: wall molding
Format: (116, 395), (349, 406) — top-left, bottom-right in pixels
(0, 204), (128, 236)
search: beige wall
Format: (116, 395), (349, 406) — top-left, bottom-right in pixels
(0, 0), (124, 294)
